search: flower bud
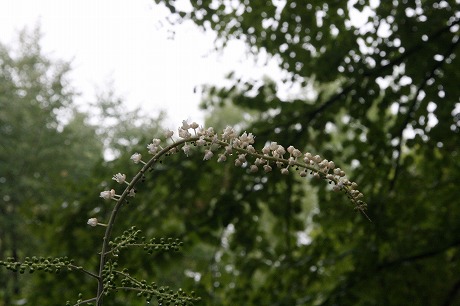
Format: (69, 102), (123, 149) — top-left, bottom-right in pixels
(87, 218), (98, 227)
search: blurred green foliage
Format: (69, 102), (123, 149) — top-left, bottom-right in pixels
(153, 0), (460, 305)
(0, 28), (101, 305)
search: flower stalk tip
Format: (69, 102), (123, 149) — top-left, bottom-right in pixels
(100, 189), (121, 201)
(130, 153), (145, 165)
(87, 218), (107, 227)
(112, 173), (127, 184)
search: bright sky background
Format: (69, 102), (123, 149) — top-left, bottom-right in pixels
(0, 0), (282, 127)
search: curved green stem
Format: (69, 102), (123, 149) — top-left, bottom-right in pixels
(95, 133), (368, 304)
(96, 137), (199, 305)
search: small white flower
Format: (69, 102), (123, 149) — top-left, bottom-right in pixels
(269, 142), (278, 151)
(181, 120), (190, 130)
(238, 132), (254, 148)
(130, 153), (142, 164)
(281, 168), (289, 175)
(112, 173), (126, 184)
(128, 189), (136, 197)
(232, 138), (242, 148)
(147, 143), (159, 154)
(351, 190), (359, 197)
(222, 126), (237, 140)
(246, 145), (256, 153)
(217, 154), (227, 162)
(254, 158), (264, 166)
(178, 128), (191, 139)
(292, 148), (302, 158)
(87, 217), (107, 227)
(164, 129), (174, 138)
(87, 218), (98, 227)
(262, 146), (270, 154)
(206, 127), (215, 135)
(249, 165), (258, 173)
(328, 161), (336, 169)
(275, 145), (286, 156)
(225, 145), (233, 154)
(333, 180), (344, 191)
(100, 189), (116, 200)
(319, 160), (329, 168)
(190, 122), (199, 129)
(196, 136), (206, 146)
(313, 154), (322, 163)
(182, 143), (191, 156)
(263, 164), (272, 172)
(334, 168), (345, 176)
(196, 127), (206, 136)
(203, 150), (214, 161)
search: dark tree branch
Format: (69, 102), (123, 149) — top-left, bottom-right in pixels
(377, 237), (460, 270)
(371, 17), (460, 76)
(389, 36), (460, 191)
(320, 237), (460, 305)
(442, 278), (460, 306)
(282, 17), (460, 141)
(310, 15), (459, 122)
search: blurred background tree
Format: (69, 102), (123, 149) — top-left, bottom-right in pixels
(151, 0), (460, 305)
(0, 28), (99, 304)
(0, 28), (164, 305)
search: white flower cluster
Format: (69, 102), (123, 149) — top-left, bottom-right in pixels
(88, 120), (368, 227)
(169, 121), (365, 210)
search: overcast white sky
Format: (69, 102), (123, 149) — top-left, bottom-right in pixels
(0, 0), (282, 127)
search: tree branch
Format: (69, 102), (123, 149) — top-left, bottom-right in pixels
(442, 278), (460, 306)
(377, 237), (460, 270)
(273, 15), (460, 137)
(371, 17), (460, 76)
(389, 36), (460, 190)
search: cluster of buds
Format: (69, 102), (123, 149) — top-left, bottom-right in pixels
(0, 256), (80, 274)
(88, 120), (368, 227)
